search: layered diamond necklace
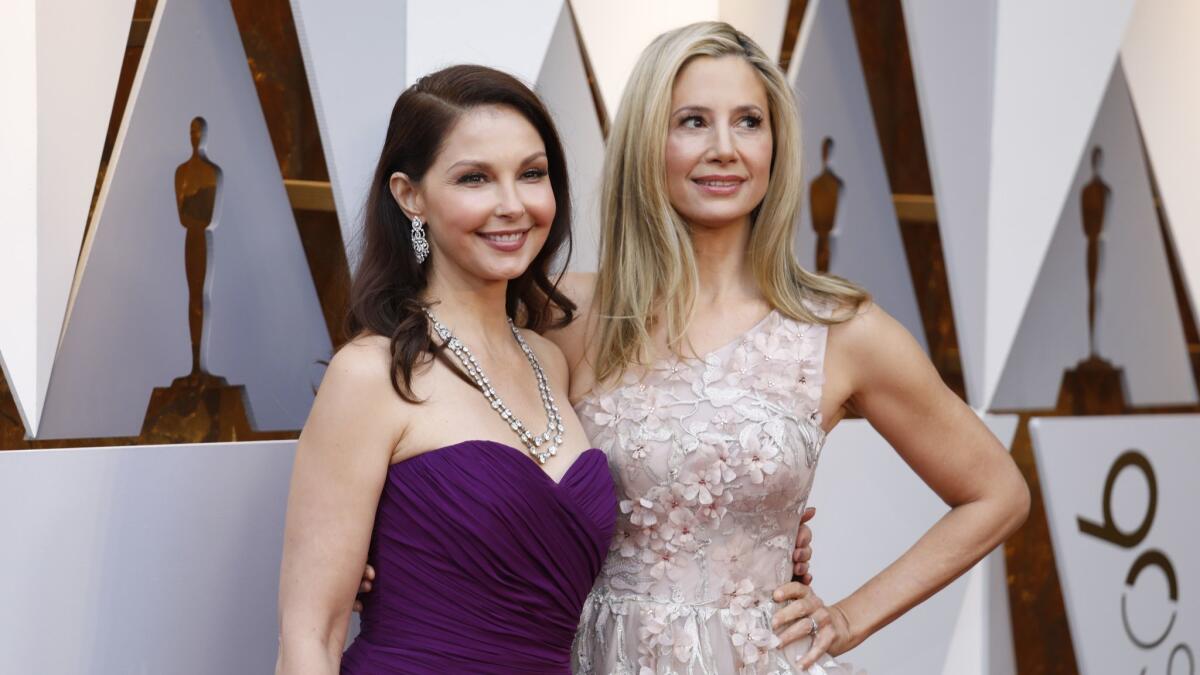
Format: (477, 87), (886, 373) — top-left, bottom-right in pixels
(423, 308), (565, 464)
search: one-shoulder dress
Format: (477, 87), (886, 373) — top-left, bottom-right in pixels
(341, 440), (617, 674)
(572, 310), (857, 674)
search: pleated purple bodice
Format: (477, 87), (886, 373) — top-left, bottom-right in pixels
(341, 440), (616, 674)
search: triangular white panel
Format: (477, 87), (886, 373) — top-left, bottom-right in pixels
(572, 0), (789, 116)
(984, 545), (1017, 674)
(939, 558), (985, 675)
(39, 0), (330, 438)
(571, 0), (718, 114)
(938, 549), (1016, 675)
(789, 0), (927, 352)
(536, 4), (605, 273)
(406, 0), (562, 86)
(984, 0), (1137, 408)
(901, 0), (996, 406)
(0, 0), (136, 436)
(1122, 0), (1200, 321)
(719, 0), (791, 64)
(290, 0), (407, 260)
(810, 414), (1017, 674)
(993, 63), (1197, 410)
(0, 1), (38, 434)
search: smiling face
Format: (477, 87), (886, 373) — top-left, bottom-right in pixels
(664, 55), (773, 232)
(391, 104), (555, 285)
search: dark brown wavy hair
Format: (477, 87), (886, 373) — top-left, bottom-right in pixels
(345, 65), (576, 402)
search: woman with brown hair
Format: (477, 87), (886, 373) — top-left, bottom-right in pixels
(274, 65), (612, 674)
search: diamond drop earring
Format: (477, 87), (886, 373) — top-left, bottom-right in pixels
(410, 216), (430, 263)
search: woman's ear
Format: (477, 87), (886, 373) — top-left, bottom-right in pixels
(389, 172), (423, 220)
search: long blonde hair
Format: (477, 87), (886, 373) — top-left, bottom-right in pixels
(592, 21), (868, 384)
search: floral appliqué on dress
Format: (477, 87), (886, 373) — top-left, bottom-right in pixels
(572, 310), (858, 675)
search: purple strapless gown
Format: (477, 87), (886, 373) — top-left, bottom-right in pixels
(341, 440), (616, 674)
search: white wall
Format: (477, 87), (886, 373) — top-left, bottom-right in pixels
(0, 442), (296, 675)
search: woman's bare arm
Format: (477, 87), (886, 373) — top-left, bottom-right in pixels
(276, 339), (405, 675)
(544, 272), (598, 399)
(782, 302), (1030, 657)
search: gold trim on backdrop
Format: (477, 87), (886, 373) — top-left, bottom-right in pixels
(284, 179), (337, 212)
(893, 193), (937, 223)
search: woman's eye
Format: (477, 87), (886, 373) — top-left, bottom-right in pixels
(680, 115), (705, 129)
(522, 168), (549, 180)
(739, 115), (763, 129)
(457, 172), (487, 185)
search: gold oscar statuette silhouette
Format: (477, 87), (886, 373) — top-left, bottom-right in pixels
(141, 118), (254, 442)
(809, 137), (843, 274)
(1056, 147), (1128, 414)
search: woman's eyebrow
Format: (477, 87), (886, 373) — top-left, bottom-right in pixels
(670, 104), (764, 117)
(671, 105), (710, 117)
(447, 151), (547, 172)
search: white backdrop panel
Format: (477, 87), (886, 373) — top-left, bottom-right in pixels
(809, 415), (1018, 674)
(1122, 0), (1200, 323)
(573, 0), (789, 115)
(0, 0), (136, 437)
(406, 0), (561, 86)
(290, 0), (407, 259)
(789, 0), (927, 352)
(938, 549), (1017, 675)
(993, 63), (1197, 410)
(39, 0), (330, 438)
(0, 441), (295, 675)
(984, 0), (1137, 408)
(536, 4), (605, 273)
(900, 0), (995, 406)
(0, 1), (38, 434)
(1031, 415), (1198, 675)
(719, 0), (790, 65)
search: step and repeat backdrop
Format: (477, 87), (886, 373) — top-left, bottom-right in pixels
(1032, 416), (1197, 675)
(1, 1), (1197, 673)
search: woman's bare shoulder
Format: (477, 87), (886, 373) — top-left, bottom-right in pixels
(326, 334), (393, 385)
(827, 299), (906, 353)
(546, 272), (599, 370)
(558, 271), (598, 311)
(826, 299), (940, 398)
(303, 333), (409, 461)
(519, 329), (571, 391)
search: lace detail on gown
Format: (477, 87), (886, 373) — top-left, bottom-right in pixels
(572, 309), (860, 674)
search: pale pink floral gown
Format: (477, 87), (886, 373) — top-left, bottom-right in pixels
(572, 309), (856, 675)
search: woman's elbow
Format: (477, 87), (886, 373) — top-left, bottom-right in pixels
(276, 611), (347, 674)
(999, 468), (1031, 535)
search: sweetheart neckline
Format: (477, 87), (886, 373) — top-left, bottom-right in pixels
(391, 440), (604, 488)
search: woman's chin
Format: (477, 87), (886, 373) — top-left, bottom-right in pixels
(683, 211), (755, 230)
(476, 261), (535, 283)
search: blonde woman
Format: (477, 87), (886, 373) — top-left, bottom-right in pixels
(551, 22), (1030, 673)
